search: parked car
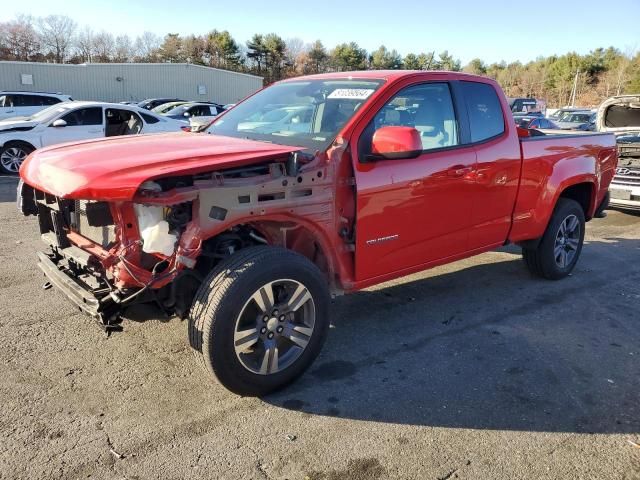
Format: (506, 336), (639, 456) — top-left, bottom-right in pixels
(0, 91), (73, 121)
(151, 101), (189, 115)
(513, 115), (560, 130)
(508, 97), (546, 115)
(597, 94), (640, 210)
(0, 101), (185, 174)
(162, 102), (225, 123)
(555, 111), (594, 130)
(576, 112), (597, 131)
(189, 117), (216, 133)
(18, 71), (616, 395)
(237, 105), (314, 133)
(137, 98), (185, 110)
(548, 107), (591, 121)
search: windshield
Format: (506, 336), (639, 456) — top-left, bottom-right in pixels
(207, 79), (384, 151)
(27, 103), (72, 122)
(165, 104), (192, 116)
(152, 102), (184, 114)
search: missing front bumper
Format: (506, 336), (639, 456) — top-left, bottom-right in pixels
(36, 251), (121, 331)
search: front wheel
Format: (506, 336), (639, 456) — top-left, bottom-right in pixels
(188, 246), (330, 396)
(0, 143), (34, 175)
(522, 198), (585, 280)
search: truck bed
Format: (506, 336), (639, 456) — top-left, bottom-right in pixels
(508, 131), (618, 243)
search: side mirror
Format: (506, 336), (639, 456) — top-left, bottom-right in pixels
(371, 126), (422, 160)
(51, 119), (67, 128)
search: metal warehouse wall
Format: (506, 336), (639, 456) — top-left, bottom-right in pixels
(0, 62), (263, 104)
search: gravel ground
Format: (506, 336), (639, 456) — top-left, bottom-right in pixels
(1, 175), (639, 480)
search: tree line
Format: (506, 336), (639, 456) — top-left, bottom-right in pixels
(1, 14), (639, 107)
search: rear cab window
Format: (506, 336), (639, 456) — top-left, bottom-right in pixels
(460, 82), (505, 143)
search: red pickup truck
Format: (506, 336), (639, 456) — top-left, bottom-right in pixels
(19, 71), (617, 395)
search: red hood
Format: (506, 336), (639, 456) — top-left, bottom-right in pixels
(20, 133), (303, 201)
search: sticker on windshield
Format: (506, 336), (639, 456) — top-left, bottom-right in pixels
(327, 89), (375, 100)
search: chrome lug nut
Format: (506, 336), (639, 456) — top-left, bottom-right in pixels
(260, 327), (267, 334)
(272, 309), (279, 316)
(262, 315), (269, 322)
(278, 314), (285, 322)
(276, 326), (283, 333)
(268, 332), (274, 339)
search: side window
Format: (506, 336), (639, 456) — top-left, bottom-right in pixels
(360, 82), (459, 156)
(461, 82), (505, 143)
(105, 108), (143, 137)
(41, 96), (62, 106)
(61, 107), (103, 126)
(11, 94), (28, 107)
(194, 106), (210, 117)
(140, 112), (160, 124)
(0, 95), (8, 107)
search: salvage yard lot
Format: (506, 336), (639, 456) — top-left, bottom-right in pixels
(0, 175), (639, 479)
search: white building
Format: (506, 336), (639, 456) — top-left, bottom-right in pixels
(0, 61), (263, 104)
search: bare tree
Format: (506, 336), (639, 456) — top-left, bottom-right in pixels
(114, 34), (133, 62)
(92, 31), (114, 62)
(37, 15), (76, 63)
(1, 15), (40, 61)
(75, 26), (94, 63)
(133, 31), (161, 62)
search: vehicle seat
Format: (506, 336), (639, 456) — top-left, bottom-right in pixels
(123, 115), (142, 135)
(414, 101), (447, 149)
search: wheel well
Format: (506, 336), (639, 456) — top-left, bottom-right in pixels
(197, 222), (331, 281)
(559, 183), (593, 219)
(168, 222), (333, 319)
(3, 140), (35, 151)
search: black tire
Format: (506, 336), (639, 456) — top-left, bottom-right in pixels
(188, 246), (330, 396)
(0, 142), (34, 175)
(522, 198), (585, 280)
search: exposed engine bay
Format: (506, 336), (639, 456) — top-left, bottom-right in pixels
(19, 149), (349, 330)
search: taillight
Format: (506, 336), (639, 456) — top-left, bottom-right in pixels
(180, 126), (191, 132)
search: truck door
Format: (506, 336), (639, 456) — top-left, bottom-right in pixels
(457, 81), (523, 250)
(351, 81), (478, 282)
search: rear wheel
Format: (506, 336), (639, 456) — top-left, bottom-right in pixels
(522, 198), (585, 280)
(0, 142), (34, 174)
(188, 246), (330, 396)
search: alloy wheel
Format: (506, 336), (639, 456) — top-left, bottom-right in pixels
(0, 147), (28, 173)
(554, 214), (580, 268)
(233, 279), (316, 375)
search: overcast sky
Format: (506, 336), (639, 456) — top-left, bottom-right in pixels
(5, 0), (639, 64)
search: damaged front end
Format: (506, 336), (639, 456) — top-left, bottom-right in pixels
(19, 182), (200, 330)
(19, 143), (346, 331)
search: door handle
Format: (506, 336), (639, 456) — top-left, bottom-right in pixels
(447, 165), (474, 177)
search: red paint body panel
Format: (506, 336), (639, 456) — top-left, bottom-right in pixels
(20, 133), (302, 201)
(508, 135), (617, 243)
(20, 71), (618, 293)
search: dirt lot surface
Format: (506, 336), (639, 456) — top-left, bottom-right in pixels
(1, 175), (639, 480)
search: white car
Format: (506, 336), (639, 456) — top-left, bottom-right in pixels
(597, 95), (640, 210)
(163, 102), (225, 125)
(0, 101), (186, 174)
(0, 91), (73, 121)
(237, 105), (314, 134)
